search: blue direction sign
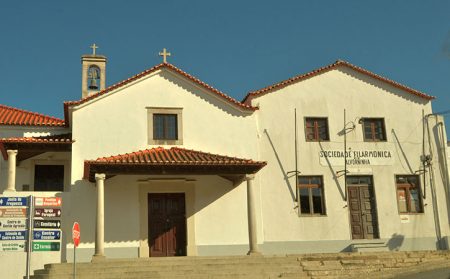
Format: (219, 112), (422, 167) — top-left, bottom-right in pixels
(0, 197), (27, 207)
(0, 231), (27, 241)
(33, 230), (61, 241)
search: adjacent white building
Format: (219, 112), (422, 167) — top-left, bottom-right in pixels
(0, 50), (449, 277)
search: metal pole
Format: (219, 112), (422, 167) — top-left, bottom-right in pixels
(73, 245), (76, 279)
(294, 108), (298, 202)
(344, 109), (347, 201)
(26, 195), (33, 279)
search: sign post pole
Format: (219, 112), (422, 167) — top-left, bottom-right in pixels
(26, 195), (33, 279)
(72, 222), (80, 279)
(73, 244), (76, 279)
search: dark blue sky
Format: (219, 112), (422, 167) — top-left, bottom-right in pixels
(0, 1), (449, 132)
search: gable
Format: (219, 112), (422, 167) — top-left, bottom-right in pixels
(64, 63), (256, 126)
(243, 60), (434, 105)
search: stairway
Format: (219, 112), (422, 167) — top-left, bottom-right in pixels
(30, 251), (450, 279)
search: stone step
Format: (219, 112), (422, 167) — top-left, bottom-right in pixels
(31, 251), (450, 279)
(36, 265), (305, 276)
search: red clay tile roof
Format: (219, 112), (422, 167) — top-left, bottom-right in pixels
(0, 133), (73, 161)
(90, 147), (264, 166)
(0, 104), (65, 127)
(0, 133), (73, 144)
(84, 147), (266, 181)
(243, 60), (435, 104)
(64, 63), (257, 124)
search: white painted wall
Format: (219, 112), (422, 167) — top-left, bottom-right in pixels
(250, 66), (450, 248)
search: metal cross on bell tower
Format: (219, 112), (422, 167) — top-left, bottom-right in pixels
(159, 48), (171, 63)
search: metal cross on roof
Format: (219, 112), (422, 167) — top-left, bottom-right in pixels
(159, 48), (171, 63)
(90, 43), (99, 56)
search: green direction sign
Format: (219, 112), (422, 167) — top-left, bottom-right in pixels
(32, 241), (60, 252)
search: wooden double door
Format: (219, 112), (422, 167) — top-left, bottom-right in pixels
(148, 193), (187, 257)
(347, 176), (379, 239)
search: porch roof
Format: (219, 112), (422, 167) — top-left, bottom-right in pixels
(0, 133), (73, 161)
(84, 147), (266, 182)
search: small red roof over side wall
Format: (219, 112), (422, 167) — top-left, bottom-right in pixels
(84, 147), (266, 181)
(242, 60), (435, 105)
(0, 104), (65, 127)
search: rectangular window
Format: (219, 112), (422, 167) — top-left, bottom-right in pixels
(153, 114), (178, 140)
(396, 175), (423, 213)
(362, 118), (386, 142)
(305, 117), (329, 141)
(34, 165), (64, 192)
(298, 176), (325, 215)
(147, 107), (183, 145)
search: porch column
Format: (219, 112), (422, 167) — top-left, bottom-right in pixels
(93, 173), (106, 260)
(246, 174), (261, 255)
(6, 150), (18, 192)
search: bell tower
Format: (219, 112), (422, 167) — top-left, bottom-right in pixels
(81, 43), (107, 99)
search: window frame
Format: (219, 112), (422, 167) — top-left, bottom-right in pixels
(395, 175), (423, 214)
(297, 175), (326, 216)
(153, 114), (178, 140)
(147, 107), (183, 145)
(304, 117), (330, 142)
(361, 118), (387, 142)
(29, 160), (69, 192)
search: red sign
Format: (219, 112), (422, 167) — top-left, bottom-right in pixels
(72, 222), (80, 247)
(35, 197), (62, 207)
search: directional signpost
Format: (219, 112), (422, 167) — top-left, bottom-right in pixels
(33, 196), (62, 254)
(32, 242), (60, 252)
(34, 197), (62, 207)
(0, 197), (28, 207)
(34, 208), (61, 218)
(33, 230), (61, 241)
(34, 220), (61, 229)
(0, 195), (63, 279)
(0, 241), (26, 251)
(0, 219), (27, 230)
(0, 208), (27, 218)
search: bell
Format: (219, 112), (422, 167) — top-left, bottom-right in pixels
(89, 78), (98, 90)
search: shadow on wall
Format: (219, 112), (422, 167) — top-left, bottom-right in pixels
(387, 233), (405, 251)
(391, 129), (414, 174)
(337, 67), (429, 105)
(66, 174), (237, 246)
(318, 141), (346, 201)
(263, 129), (296, 202)
(160, 71), (250, 117)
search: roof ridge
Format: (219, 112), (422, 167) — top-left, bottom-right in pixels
(242, 60), (435, 104)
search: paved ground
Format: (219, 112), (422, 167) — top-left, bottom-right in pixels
(395, 267), (450, 279)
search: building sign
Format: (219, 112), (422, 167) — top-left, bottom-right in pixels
(34, 220), (61, 229)
(34, 208), (61, 218)
(0, 197), (27, 207)
(0, 208), (27, 218)
(0, 219), (27, 230)
(0, 231), (26, 241)
(35, 197), (62, 207)
(0, 241), (26, 251)
(319, 149), (394, 166)
(32, 241), (60, 252)
(33, 230), (61, 240)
